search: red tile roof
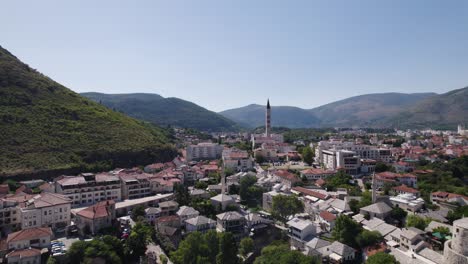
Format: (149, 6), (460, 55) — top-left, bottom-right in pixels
(393, 185), (419, 194)
(301, 168), (335, 175)
(76, 200), (115, 219)
(6, 248), (41, 258)
(320, 211), (337, 222)
(7, 227), (52, 243)
(274, 170), (300, 182)
(292, 187), (328, 200)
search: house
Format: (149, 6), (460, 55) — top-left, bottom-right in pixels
(272, 170), (300, 189)
(7, 227), (52, 250)
(318, 241), (356, 263)
(184, 216), (216, 233)
(222, 149), (253, 171)
(0, 198), (21, 233)
(300, 168), (335, 181)
(189, 189), (210, 200)
(216, 211), (246, 238)
(145, 207), (161, 224)
(319, 211), (336, 232)
(6, 248), (42, 264)
(305, 237), (331, 257)
(400, 227), (426, 253)
(176, 206), (199, 223)
(158, 201), (179, 216)
(392, 185), (420, 196)
(74, 200), (116, 235)
(262, 190), (286, 212)
(19, 193), (72, 230)
(431, 191), (468, 206)
(359, 202), (392, 220)
(210, 194), (236, 211)
(287, 217), (317, 249)
(155, 215), (181, 229)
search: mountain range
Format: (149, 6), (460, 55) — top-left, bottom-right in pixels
(0, 46), (177, 177)
(81, 92), (238, 132)
(220, 90), (468, 129)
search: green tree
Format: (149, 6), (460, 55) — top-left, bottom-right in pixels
(195, 181), (208, 190)
(357, 230), (383, 249)
(271, 195), (304, 224)
(389, 206), (408, 224)
(239, 237), (254, 257)
(46, 257), (57, 264)
(254, 241), (319, 264)
(301, 146), (314, 165)
(160, 255), (168, 264)
(239, 175), (264, 207)
(433, 226), (451, 236)
(349, 199), (360, 214)
(447, 206), (468, 224)
(174, 183), (191, 206)
(255, 153), (265, 164)
(332, 215), (362, 248)
(125, 222), (154, 260)
(406, 214), (430, 230)
(216, 232), (239, 264)
(171, 232), (205, 264)
(131, 205), (146, 221)
(375, 162), (390, 173)
(366, 252), (398, 264)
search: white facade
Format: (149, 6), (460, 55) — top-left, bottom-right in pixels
(20, 193), (71, 229)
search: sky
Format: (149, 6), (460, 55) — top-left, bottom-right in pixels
(1, 0), (468, 112)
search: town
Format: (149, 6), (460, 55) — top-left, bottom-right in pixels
(0, 101), (467, 264)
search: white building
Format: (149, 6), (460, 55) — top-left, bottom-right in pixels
(186, 143), (223, 162)
(20, 193), (72, 230)
(222, 149), (253, 171)
(389, 193), (425, 212)
(287, 217), (317, 249)
(185, 215), (216, 233)
(55, 173), (121, 207)
(444, 217), (468, 264)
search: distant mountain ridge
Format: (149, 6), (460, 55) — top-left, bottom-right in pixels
(81, 92), (239, 132)
(219, 90), (468, 129)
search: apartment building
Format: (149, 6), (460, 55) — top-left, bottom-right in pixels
(315, 140), (392, 165)
(55, 173), (121, 207)
(19, 193), (72, 229)
(118, 172), (152, 200)
(0, 198), (21, 233)
(186, 143), (223, 162)
(222, 149), (253, 171)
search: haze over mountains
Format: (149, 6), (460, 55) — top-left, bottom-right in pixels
(0, 46), (177, 177)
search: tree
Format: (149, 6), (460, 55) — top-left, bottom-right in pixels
(255, 153), (265, 164)
(195, 181), (208, 190)
(389, 206), (407, 224)
(131, 205), (146, 221)
(125, 222), (154, 260)
(217, 232), (239, 264)
(239, 175), (264, 207)
(271, 195), (304, 224)
(171, 232), (205, 264)
(375, 162), (390, 173)
(301, 146), (314, 165)
(174, 183), (190, 206)
(357, 230), (383, 249)
(332, 215), (362, 248)
(46, 257), (57, 264)
(239, 237), (254, 257)
(349, 199), (360, 214)
(406, 214), (429, 230)
(254, 241), (319, 264)
(366, 252), (398, 264)
(433, 226), (451, 236)
(160, 255), (168, 264)
(66, 237), (122, 264)
(447, 206), (468, 224)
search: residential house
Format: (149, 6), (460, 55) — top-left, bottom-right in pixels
(158, 201), (179, 216)
(185, 216), (216, 233)
(272, 170), (300, 189)
(359, 202), (392, 220)
(216, 211), (246, 238)
(318, 241), (356, 263)
(319, 211), (336, 232)
(6, 248), (42, 264)
(19, 193), (72, 230)
(300, 168), (335, 181)
(176, 206), (199, 223)
(74, 200), (116, 235)
(287, 217), (317, 250)
(145, 207), (161, 224)
(7, 227), (52, 250)
(211, 194), (236, 211)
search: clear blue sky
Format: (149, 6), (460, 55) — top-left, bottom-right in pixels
(2, 0), (468, 111)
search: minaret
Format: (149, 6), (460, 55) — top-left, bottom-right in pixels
(371, 172), (377, 203)
(221, 164), (226, 195)
(265, 99), (271, 138)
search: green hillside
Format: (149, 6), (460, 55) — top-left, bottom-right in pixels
(81, 92), (240, 132)
(385, 87), (468, 129)
(0, 46), (177, 178)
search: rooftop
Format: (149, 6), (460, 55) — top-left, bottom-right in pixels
(7, 227), (52, 243)
(360, 202), (392, 214)
(76, 200), (115, 219)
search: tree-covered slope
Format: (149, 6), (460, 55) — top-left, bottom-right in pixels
(0, 46), (177, 177)
(309, 92), (436, 127)
(384, 87), (468, 129)
(81, 92), (239, 132)
(219, 104), (320, 128)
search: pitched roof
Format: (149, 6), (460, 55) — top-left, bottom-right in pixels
(185, 215), (216, 226)
(320, 211), (337, 222)
(7, 227), (52, 243)
(76, 200), (115, 219)
(274, 170), (300, 182)
(176, 206), (199, 217)
(393, 185), (419, 194)
(292, 187), (328, 200)
(360, 202), (392, 214)
(301, 168), (335, 175)
(27, 193), (71, 208)
(306, 237), (331, 250)
(330, 241), (356, 256)
(216, 211), (244, 221)
(6, 248), (41, 258)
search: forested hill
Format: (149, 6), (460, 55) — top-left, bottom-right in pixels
(0, 45), (177, 178)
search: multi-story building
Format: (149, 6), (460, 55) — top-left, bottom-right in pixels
(74, 200), (116, 235)
(19, 193), (71, 229)
(216, 211), (246, 239)
(287, 217), (317, 250)
(118, 172), (152, 200)
(186, 143), (223, 162)
(222, 149), (253, 171)
(0, 198), (21, 233)
(55, 173), (121, 207)
(6, 227), (52, 264)
(185, 215), (216, 233)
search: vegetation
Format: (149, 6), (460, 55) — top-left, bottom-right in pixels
(301, 146), (314, 165)
(130, 205), (146, 221)
(271, 194), (304, 224)
(254, 241), (319, 264)
(447, 206), (468, 224)
(433, 226), (451, 236)
(0, 46), (177, 177)
(332, 215), (362, 248)
(174, 183), (191, 206)
(82, 92), (240, 132)
(170, 231), (239, 264)
(366, 252), (398, 264)
(239, 237), (254, 257)
(67, 235), (124, 264)
(357, 230), (383, 249)
(349, 192), (372, 214)
(406, 214), (431, 230)
(124, 222), (154, 260)
(239, 175), (264, 207)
